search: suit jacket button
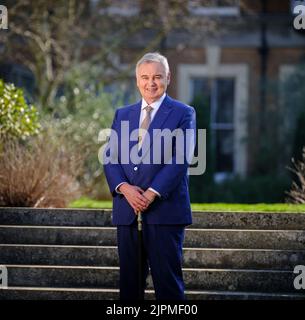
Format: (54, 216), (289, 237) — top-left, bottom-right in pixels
(134, 166), (138, 171)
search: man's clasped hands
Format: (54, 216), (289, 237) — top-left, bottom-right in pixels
(118, 183), (157, 215)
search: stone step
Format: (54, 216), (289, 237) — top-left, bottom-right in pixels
(1, 207), (305, 230)
(0, 208), (112, 227)
(0, 287), (303, 300)
(186, 229), (305, 250)
(2, 265), (302, 294)
(0, 226), (117, 246)
(0, 244), (304, 270)
(1, 226), (305, 250)
(1, 208), (304, 300)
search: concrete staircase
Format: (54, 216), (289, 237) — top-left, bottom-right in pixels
(0, 207), (305, 300)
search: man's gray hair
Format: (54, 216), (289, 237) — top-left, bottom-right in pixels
(136, 52), (170, 76)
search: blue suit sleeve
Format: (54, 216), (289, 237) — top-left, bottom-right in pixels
(103, 109), (129, 197)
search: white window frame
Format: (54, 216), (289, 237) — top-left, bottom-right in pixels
(188, 0), (240, 17)
(91, 0), (140, 17)
(178, 62), (249, 178)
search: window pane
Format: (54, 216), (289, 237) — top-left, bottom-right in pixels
(216, 78), (234, 124)
(191, 77), (235, 174)
(215, 129), (234, 172)
(192, 78), (210, 101)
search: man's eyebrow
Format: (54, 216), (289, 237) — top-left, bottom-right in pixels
(140, 74), (163, 77)
(140, 73), (163, 78)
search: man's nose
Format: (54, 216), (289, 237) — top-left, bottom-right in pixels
(148, 78), (156, 86)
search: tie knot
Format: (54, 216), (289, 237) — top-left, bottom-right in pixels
(144, 105), (153, 113)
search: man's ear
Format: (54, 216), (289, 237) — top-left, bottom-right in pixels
(167, 72), (171, 85)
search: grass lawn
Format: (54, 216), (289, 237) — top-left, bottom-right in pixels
(70, 197), (305, 212)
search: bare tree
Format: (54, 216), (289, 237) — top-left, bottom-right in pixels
(286, 147), (305, 204)
(3, 0), (89, 107)
(2, 0), (244, 108)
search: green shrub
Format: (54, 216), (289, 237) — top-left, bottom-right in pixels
(292, 112), (305, 162)
(280, 62), (305, 168)
(42, 76), (119, 200)
(189, 94), (214, 202)
(190, 174), (291, 203)
(0, 79), (41, 141)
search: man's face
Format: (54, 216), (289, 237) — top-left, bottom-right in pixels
(136, 61), (170, 104)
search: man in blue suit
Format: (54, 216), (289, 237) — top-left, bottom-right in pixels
(103, 52), (196, 300)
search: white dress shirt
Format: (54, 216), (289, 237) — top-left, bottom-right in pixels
(138, 92), (166, 128)
(115, 93), (167, 197)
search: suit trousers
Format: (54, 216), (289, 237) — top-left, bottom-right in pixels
(117, 221), (186, 300)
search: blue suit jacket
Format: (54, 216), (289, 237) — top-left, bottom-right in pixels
(103, 95), (196, 226)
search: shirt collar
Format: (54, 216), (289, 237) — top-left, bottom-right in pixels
(141, 92), (167, 111)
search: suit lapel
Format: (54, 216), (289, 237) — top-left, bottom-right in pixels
(128, 101), (142, 151)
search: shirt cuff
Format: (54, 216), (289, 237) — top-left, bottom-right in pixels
(115, 182), (128, 194)
(148, 187), (161, 197)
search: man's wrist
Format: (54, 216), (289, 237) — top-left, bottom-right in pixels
(145, 189), (157, 203)
(117, 182), (129, 194)
(148, 187), (161, 198)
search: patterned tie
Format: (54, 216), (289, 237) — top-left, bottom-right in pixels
(138, 105), (153, 149)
